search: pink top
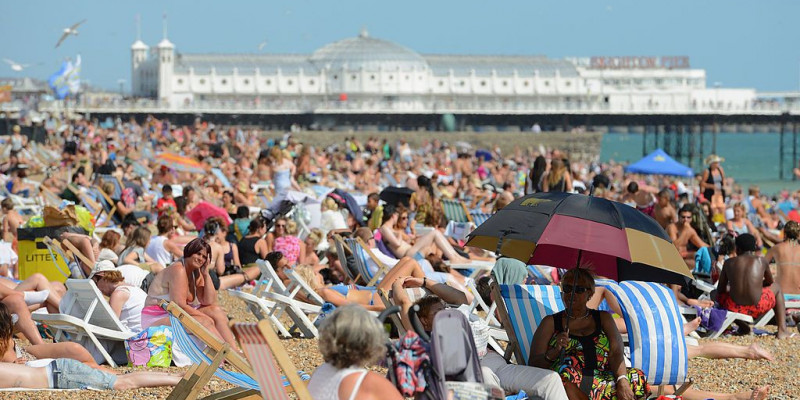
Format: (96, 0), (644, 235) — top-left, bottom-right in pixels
(274, 235), (302, 265)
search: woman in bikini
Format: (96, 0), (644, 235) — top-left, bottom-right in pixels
(141, 238), (240, 351)
(379, 205), (470, 264)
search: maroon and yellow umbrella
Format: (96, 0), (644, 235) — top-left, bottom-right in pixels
(466, 192), (692, 285)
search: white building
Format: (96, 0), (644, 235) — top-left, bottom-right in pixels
(131, 29), (756, 113)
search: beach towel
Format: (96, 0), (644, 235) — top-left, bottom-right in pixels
(492, 258), (527, 285)
(692, 306), (728, 333)
(125, 325), (173, 367)
(393, 330), (431, 397)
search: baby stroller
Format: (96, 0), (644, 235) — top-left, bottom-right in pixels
(383, 305), (503, 400)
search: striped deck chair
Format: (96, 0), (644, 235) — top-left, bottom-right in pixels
(345, 237), (390, 287)
(492, 283), (564, 364)
(232, 321), (312, 400)
(96, 174), (123, 199)
(442, 199), (473, 224)
(595, 281), (693, 396)
(469, 211), (492, 227)
(331, 234), (362, 283)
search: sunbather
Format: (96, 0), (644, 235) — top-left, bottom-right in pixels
(0, 360), (182, 391)
(0, 272), (64, 313)
(203, 218), (259, 291)
(714, 234), (791, 338)
(89, 261), (146, 333)
(142, 238), (240, 351)
(379, 205), (471, 264)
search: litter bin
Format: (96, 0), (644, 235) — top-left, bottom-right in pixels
(17, 226), (87, 282)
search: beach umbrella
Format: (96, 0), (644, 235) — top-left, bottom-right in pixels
(466, 192), (692, 285)
(475, 149), (493, 161)
(186, 202), (233, 231)
(154, 152), (206, 174)
(380, 186), (415, 208)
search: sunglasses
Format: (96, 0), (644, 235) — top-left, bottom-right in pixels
(400, 216), (408, 220)
(276, 224), (286, 228)
(561, 285), (590, 294)
(679, 215), (692, 220)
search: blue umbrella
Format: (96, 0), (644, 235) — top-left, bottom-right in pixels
(475, 149), (493, 161)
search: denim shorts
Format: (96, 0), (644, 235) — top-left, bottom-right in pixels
(54, 358), (117, 390)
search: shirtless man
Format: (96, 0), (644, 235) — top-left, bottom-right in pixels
(620, 181), (657, 216)
(653, 188), (677, 229)
(714, 234), (791, 338)
(1, 198), (24, 250)
(667, 206), (709, 268)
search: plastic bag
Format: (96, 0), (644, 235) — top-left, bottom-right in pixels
(125, 326), (174, 368)
(73, 205), (95, 237)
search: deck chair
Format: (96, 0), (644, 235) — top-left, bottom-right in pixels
(469, 211), (492, 227)
(161, 300), (261, 400)
(251, 260), (321, 338)
(41, 236), (85, 279)
(683, 278), (756, 338)
(38, 186), (63, 207)
(32, 279), (134, 367)
(442, 199), (474, 224)
(463, 280), (507, 354)
(95, 174), (123, 199)
(596, 281), (693, 396)
(227, 289), (293, 339)
(346, 237), (391, 286)
(492, 283), (564, 364)
(232, 321), (312, 400)
(70, 184), (116, 227)
(331, 234), (362, 283)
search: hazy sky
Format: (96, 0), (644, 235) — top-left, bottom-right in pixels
(1, 0), (798, 92)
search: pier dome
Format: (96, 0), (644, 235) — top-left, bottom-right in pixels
(310, 28), (428, 72)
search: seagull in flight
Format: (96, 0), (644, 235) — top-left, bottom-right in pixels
(3, 59), (31, 72)
(258, 40), (268, 51)
(55, 19), (87, 48)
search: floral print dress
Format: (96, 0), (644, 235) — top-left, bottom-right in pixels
(547, 310), (649, 400)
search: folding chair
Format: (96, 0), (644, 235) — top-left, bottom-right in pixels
(377, 287), (430, 336)
(346, 237), (390, 287)
(161, 300), (260, 400)
(232, 321), (312, 400)
(469, 211), (493, 227)
(246, 260), (321, 338)
(753, 298), (800, 328)
(442, 199), (474, 224)
(331, 233), (362, 283)
(41, 236), (85, 279)
(684, 278), (755, 337)
(227, 289), (293, 338)
(32, 279), (135, 367)
(491, 283), (564, 364)
(596, 281), (693, 396)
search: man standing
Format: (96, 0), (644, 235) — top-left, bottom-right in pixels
(653, 188), (676, 229)
(715, 234), (791, 338)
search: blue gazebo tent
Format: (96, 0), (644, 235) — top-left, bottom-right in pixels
(625, 148), (694, 177)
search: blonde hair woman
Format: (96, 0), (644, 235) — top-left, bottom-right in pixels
(543, 158), (572, 193)
(308, 304), (402, 400)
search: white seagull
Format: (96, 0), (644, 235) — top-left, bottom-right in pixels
(55, 19), (87, 48)
(3, 59), (30, 72)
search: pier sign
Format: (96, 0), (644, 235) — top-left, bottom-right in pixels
(590, 56), (690, 70)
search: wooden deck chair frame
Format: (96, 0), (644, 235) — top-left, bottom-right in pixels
(39, 185), (63, 207)
(160, 300), (261, 400)
(69, 184), (116, 227)
(40, 236), (79, 280)
(491, 281), (540, 364)
(232, 321), (312, 400)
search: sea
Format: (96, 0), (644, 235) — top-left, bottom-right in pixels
(599, 132), (800, 196)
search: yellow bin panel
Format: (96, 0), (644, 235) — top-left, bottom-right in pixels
(18, 239), (71, 283)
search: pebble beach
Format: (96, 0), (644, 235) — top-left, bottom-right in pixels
(6, 290), (800, 399)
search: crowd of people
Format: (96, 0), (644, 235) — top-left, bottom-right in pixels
(0, 114), (797, 398)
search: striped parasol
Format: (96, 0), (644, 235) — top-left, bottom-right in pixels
(466, 192), (692, 285)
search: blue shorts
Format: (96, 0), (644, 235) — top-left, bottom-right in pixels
(53, 358), (117, 390)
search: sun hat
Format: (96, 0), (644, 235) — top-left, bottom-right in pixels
(88, 260), (116, 279)
(705, 154), (725, 164)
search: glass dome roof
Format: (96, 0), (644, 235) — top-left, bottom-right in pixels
(310, 29), (428, 72)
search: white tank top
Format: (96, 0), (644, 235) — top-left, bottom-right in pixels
(145, 236), (172, 266)
(308, 362), (369, 400)
(114, 285), (147, 333)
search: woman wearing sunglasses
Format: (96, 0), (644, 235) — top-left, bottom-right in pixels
(529, 269), (648, 400)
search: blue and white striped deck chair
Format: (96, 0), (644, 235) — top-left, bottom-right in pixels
(345, 237), (389, 287)
(595, 281), (692, 394)
(469, 211), (492, 227)
(494, 284), (564, 365)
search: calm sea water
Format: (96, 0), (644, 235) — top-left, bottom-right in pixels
(600, 132), (800, 196)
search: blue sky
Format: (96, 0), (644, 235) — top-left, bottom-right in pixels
(1, 0), (798, 92)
